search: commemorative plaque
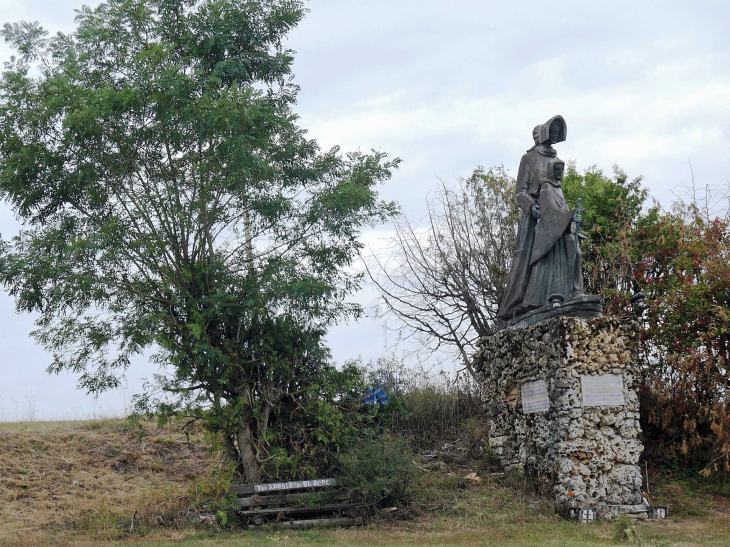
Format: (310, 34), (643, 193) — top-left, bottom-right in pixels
(581, 374), (625, 407)
(521, 380), (550, 414)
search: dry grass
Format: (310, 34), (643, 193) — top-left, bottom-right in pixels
(0, 419), (221, 545)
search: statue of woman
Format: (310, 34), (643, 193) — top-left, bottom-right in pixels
(521, 159), (583, 310)
(498, 115), (568, 320)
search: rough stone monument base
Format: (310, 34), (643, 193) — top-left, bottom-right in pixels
(495, 294), (603, 331)
(474, 315), (645, 512)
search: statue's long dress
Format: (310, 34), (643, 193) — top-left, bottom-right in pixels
(497, 146), (554, 320)
(497, 115), (568, 320)
(522, 180), (583, 309)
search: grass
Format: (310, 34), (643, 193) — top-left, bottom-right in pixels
(0, 418), (220, 545)
(1, 420), (729, 546)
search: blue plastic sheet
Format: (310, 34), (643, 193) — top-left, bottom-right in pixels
(363, 385), (388, 406)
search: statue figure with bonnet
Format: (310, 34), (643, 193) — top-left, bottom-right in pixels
(498, 115), (597, 325)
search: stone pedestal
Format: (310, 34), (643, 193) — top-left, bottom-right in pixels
(474, 316), (644, 508)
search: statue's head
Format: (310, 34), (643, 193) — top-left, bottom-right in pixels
(532, 125), (540, 145)
(549, 121), (562, 144)
(553, 161), (564, 181)
(537, 115), (567, 145)
(546, 159), (565, 183)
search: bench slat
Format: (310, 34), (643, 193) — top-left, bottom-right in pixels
(246, 516), (363, 530)
(237, 502), (362, 517)
(235, 490), (349, 507)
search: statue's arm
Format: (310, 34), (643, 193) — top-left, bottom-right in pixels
(515, 156), (537, 213)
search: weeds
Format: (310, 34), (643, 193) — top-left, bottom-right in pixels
(336, 434), (417, 507)
(0, 418), (216, 542)
(2, 418), (730, 545)
(357, 353), (488, 451)
(0, 393), (39, 422)
(613, 514), (639, 543)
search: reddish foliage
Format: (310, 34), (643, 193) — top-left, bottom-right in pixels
(587, 203), (730, 477)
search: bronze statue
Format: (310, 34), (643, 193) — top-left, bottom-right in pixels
(498, 115), (584, 320)
(522, 159), (583, 309)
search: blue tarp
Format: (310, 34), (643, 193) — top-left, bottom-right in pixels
(363, 385), (388, 406)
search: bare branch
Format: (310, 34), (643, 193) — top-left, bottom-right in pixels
(366, 166), (518, 376)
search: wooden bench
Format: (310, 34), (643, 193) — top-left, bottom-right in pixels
(230, 478), (367, 529)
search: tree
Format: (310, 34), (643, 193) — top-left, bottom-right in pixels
(367, 166), (517, 374)
(0, 0), (398, 480)
(561, 162), (648, 295)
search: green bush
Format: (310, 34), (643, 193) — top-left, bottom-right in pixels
(613, 514), (638, 542)
(335, 434), (417, 507)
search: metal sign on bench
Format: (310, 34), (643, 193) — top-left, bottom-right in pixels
(230, 478), (336, 495)
(255, 478), (336, 493)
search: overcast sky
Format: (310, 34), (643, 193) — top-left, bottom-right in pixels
(1, 0), (728, 419)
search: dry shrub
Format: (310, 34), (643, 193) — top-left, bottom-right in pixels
(362, 354), (488, 451)
(641, 384), (730, 479)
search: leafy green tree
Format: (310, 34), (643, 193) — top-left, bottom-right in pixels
(0, 0), (398, 480)
(562, 163), (649, 296)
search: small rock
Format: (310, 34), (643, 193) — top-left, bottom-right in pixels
(464, 472), (482, 483)
(198, 514), (216, 525)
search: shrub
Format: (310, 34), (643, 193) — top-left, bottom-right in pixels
(613, 514), (638, 543)
(335, 434), (417, 507)
(355, 353), (488, 451)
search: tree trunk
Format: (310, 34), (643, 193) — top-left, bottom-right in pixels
(237, 420), (260, 482)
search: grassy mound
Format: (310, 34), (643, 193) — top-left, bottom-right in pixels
(0, 419), (221, 544)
